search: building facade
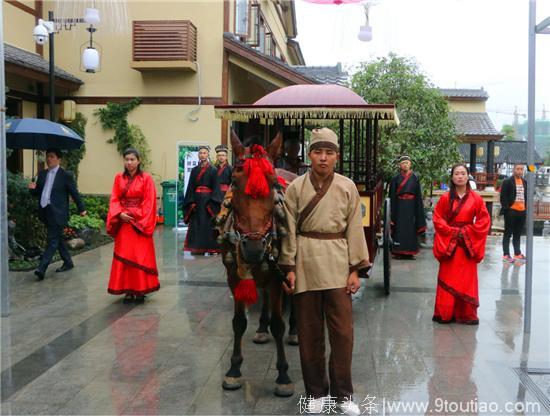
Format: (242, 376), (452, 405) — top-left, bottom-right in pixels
(3, 0), (322, 194)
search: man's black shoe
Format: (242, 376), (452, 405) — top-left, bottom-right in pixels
(55, 263), (74, 273)
(34, 269), (45, 281)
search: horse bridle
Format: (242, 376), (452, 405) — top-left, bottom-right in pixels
(229, 150), (278, 246)
(233, 212), (274, 241)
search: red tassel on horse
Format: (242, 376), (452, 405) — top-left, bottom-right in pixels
(244, 145), (274, 199)
(234, 279), (258, 305)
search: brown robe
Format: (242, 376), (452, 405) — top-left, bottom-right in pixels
(279, 172), (370, 294)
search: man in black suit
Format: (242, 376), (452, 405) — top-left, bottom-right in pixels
(500, 164), (527, 263)
(28, 149), (86, 280)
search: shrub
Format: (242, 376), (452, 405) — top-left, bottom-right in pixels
(7, 172), (46, 248)
(71, 195), (110, 221)
(67, 215), (104, 231)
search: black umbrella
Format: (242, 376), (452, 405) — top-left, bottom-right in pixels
(5, 118), (84, 150)
(5, 118), (84, 179)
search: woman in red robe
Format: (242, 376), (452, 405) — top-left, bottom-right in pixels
(432, 164), (490, 324)
(106, 148), (160, 303)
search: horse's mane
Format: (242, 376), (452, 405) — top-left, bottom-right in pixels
(275, 168), (298, 186)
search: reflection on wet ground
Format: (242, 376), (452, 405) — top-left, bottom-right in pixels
(1, 229), (549, 415)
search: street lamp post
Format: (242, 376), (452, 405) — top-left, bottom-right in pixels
(1, 1), (10, 317)
(525, 0), (550, 334)
(36, 9), (100, 121)
(48, 11), (55, 121)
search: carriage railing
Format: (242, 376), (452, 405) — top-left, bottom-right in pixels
(245, 116), (381, 191)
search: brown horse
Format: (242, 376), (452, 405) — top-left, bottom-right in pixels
(217, 130), (294, 397)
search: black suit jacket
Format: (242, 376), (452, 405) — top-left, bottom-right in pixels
(31, 167), (85, 226)
(500, 176), (528, 214)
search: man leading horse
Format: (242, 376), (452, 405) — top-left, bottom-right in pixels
(280, 127), (370, 416)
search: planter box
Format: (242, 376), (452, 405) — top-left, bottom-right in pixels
(77, 228), (100, 245)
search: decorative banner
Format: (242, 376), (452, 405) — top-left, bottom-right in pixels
(360, 195), (371, 227)
(176, 142), (208, 228)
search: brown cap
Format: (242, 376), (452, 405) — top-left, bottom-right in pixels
(309, 128), (339, 152)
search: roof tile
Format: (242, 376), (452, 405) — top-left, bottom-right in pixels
(450, 112), (501, 136)
(4, 43), (83, 85)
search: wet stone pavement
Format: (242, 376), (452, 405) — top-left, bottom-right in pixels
(1, 227), (549, 415)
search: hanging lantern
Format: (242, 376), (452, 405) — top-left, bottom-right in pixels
(476, 147), (484, 157)
(80, 25), (102, 73)
(494, 145), (500, 157)
(82, 47), (100, 73)
(358, 4), (374, 42)
(358, 24), (372, 42)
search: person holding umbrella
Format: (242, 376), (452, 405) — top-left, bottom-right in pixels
(28, 148), (86, 281)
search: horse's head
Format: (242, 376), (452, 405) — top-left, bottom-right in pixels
(230, 130), (282, 264)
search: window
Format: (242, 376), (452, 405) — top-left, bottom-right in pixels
(265, 32), (273, 56)
(247, 4), (259, 46)
(235, 0), (249, 37)
(258, 18), (266, 53)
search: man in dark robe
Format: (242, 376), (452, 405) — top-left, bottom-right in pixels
(389, 155), (426, 259)
(215, 144), (233, 195)
(275, 137), (308, 176)
(182, 146), (221, 255)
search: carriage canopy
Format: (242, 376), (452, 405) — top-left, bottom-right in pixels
(214, 84), (399, 125)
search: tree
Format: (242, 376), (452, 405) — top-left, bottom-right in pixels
(350, 54), (460, 192)
(501, 124), (516, 141)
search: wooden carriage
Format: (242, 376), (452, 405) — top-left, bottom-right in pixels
(215, 84), (399, 294)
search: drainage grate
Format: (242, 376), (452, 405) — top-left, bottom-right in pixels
(513, 367), (550, 412)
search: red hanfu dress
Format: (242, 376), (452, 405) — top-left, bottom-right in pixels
(432, 189), (490, 323)
(106, 171), (160, 296)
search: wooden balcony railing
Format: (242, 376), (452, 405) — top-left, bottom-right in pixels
(473, 172), (499, 190)
(131, 20), (197, 72)
(534, 200), (550, 220)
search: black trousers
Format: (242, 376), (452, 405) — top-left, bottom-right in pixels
(502, 209), (526, 256)
(37, 221), (72, 273)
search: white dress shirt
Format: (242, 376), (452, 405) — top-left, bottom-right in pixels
(40, 165), (60, 208)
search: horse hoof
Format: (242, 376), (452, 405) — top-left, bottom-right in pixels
(274, 383), (294, 397)
(222, 376), (243, 390)
(287, 334), (299, 346)
(252, 332), (270, 344)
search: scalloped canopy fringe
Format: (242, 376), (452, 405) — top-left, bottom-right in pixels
(214, 107), (400, 126)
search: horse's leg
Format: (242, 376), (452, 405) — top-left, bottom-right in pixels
(223, 298), (247, 390)
(287, 295), (299, 346)
(253, 289), (271, 344)
(269, 280), (294, 397)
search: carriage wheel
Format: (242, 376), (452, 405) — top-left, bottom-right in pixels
(383, 198), (392, 296)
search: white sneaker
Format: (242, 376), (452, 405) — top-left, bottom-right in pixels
(306, 396), (326, 414)
(339, 400), (361, 416)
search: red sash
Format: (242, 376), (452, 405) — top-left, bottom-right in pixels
(397, 172), (412, 193)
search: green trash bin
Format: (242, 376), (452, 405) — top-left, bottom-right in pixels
(161, 180), (177, 227)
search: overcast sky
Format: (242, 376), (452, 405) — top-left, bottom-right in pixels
(295, 0), (550, 130)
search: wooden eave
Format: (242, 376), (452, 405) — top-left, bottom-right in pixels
(5, 62), (82, 92)
(223, 36), (315, 86)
